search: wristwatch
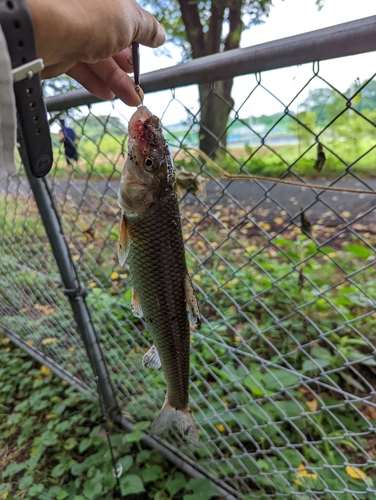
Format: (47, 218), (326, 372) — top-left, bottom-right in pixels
(0, 0), (53, 177)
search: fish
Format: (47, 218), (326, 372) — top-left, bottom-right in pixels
(117, 106), (201, 445)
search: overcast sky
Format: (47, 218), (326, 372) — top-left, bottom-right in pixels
(73, 0), (376, 128)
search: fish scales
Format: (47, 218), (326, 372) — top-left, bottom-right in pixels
(117, 106), (201, 445)
(127, 195), (190, 410)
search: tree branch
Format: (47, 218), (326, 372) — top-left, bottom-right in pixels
(224, 0), (243, 52)
(207, 1), (226, 54)
(177, 0), (205, 58)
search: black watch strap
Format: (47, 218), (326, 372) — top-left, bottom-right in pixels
(0, 0), (53, 177)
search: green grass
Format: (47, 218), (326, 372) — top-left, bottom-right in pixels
(49, 137), (376, 181)
(173, 136), (376, 180)
(1, 194), (376, 499)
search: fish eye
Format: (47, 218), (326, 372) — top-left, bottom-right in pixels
(145, 157), (155, 171)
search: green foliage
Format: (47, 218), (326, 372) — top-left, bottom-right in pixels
(183, 478), (219, 500)
(172, 78), (376, 180)
(142, 0), (274, 59)
(2, 191), (376, 498)
(0, 341), (223, 499)
(42, 75), (81, 97)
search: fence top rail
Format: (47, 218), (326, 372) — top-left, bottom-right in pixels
(46, 15), (376, 113)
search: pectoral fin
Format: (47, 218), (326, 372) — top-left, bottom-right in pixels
(118, 214), (130, 267)
(142, 345), (161, 369)
(131, 288), (143, 318)
(184, 274), (201, 328)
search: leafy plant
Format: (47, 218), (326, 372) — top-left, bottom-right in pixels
(0, 340), (222, 499)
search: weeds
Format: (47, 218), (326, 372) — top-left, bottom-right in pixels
(0, 341), (219, 500)
(1, 190), (376, 498)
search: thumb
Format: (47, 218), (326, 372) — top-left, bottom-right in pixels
(130, 5), (166, 48)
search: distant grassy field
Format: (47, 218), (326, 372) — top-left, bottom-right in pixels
(47, 136), (376, 182)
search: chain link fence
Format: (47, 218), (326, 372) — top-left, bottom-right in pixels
(2, 18), (376, 499)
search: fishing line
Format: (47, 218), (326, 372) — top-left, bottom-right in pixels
(180, 147), (376, 195)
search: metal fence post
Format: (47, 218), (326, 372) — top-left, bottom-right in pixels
(18, 131), (120, 420)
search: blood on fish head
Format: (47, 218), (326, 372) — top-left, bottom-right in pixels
(128, 106), (152, 152)
(118, 106), (175, 217)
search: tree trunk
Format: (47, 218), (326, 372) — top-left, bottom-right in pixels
(178, 0), (242, 157)
(198, 79), (234, 156)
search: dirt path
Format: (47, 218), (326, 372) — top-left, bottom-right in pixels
(3, 176), (376, 231)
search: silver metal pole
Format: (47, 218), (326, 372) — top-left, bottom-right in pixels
(45, 15), (376, 112)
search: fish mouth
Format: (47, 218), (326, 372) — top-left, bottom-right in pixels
(128, 106), (153, 150)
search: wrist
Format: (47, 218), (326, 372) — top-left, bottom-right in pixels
(26, 0), (87, 69)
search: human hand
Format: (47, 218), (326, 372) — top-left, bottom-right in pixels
(27, 0), (165, 105)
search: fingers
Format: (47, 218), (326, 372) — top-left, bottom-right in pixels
(112, 47), (134, 73)
(67, 63), (115, 101)
(87, 58), (142, 106)
(67, 57), (142, 106)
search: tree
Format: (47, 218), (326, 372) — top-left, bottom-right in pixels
(348, 79), (376, 113)
(299, 88), (345, 126)
(42, 74), (81, 97)
(143, 0), (325, 157)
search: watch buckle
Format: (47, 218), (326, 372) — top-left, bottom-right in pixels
(12, 58), (44, 83)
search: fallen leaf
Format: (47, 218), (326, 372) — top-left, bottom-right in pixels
(301, 210), (312, 236)
(298, 387), (309, 394)
(259, 221), (271, 231)
(296, 464), (318, 480)
(273, 217), (284, 225)
(306, 399), (318, 412)
(345, 466), (366, 480)
(40, 365), (52, 377)
(41, 338), (57, 345)
(313, 142), (326, 173)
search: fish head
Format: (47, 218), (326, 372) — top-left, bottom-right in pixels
(118, 106), (175, 217)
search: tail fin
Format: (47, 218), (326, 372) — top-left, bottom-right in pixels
(150, 400), (199, 446)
